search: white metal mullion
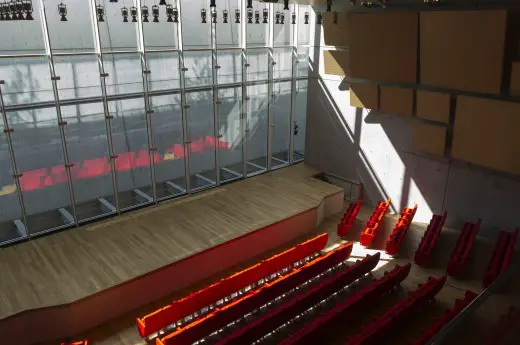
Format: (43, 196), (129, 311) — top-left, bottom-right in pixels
(267, 3), (274, 171)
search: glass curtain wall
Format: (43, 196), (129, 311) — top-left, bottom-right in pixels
(0, 0), (312, 246)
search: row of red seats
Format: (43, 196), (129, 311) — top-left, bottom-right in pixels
(483, 229), (519, 288)
(278, 263), (412, 345)
(385, 204), (418, 256)
(414, 211), (447, 267)
(137, 233), (328, 337)
(214, 253), (381, 345)
(337, 200), (362, 237)
(360, 198), (391, 247)
(447, 220), (480, 276)
(156, 242), (353, 345)
(345, 275), (447, 345)
(483, 306), (520, 345)
(410, 290), (477, 345)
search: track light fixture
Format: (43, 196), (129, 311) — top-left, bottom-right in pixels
(234, 8), (240, 23)
(247, 0), (252, 9)
(121, 6), (128, 22)
(326, 0), (332, 12)
(3, 2), (10, 20)
(424, 0), (440, 4)
(211, 8), (217, 23)
(304, 11), (309, 24)
(275, 10), (280, 24)
(222, 9), (228, 23)
(262, 8), (268, 23)
(361, 1), (373, 7)
(291, 12), (295, 24)
(9, 1), (17, 20)
(283, 0), (289, 11)
(142, 5), (149, 22)
(96, 3), (105, 22)
(333, 11), (338, 24)
(130, 5), (137, 22)
(159, 0), (166, 4)
(23, 0), (33, 20)
(58, 1), (67, 21)
(16, 0), (24, 20)
(173, 6), (179, 22)
(316, 12), (322, 25)
(255, 10), (259, 24)
(201, 8), (207, 23)
(152, 4), (159, 22)
(0, 4), (4, 20)
(165, 4), (173, 22)
(280, 12), (284, 24)
(247, 8), (252, 24)
(210, 0), (216, 7)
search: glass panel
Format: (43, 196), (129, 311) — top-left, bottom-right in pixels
(54, 55), (102, 100)
(0, 122), (25, 244)
(247, 48), (268, 81)
(7, 108), (74, 235)
(44, 0), (95, 53)
(272, 3), (294, 46)
(109, 98), (154, 210)
(216, 0), (241, 48)
(147, 52), (181, 91)
(103, 53), (144, 95)
(181, 0), (211, 49)
(0, 0), (45, 54)
(183, 50), (213, 87)
(217, 50), (242, 85)
(0, 57), (54, 106)
(218, 87), (243, 182)
(98, 0), (139, 52)
(297, 5), (311, 45)
(61, 103), (116, 222)
(143, 4), (178, 50)
(185, 90), (216, 191)
(271, 81), (291, 168)
(149, 94), (187, 199)
(246, 2), (269, 47)
(246, 83), (268, 175)
(297, 47), (309, 78)
(273, 47), (292, 79)
(293, 80), (307, 161)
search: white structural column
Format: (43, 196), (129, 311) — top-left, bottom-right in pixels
(266, 3), (274, 171)
(289, 3), (299, 164)
(136, 0), (158, 203)
(89, 0), (121, 214)
(211, 3), (221, 185)
(39, 0), (78, 227)
(241, 0), (248, 177)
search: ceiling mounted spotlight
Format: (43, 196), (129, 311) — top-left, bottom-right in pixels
(304, 11), (309, 24)
(210, 0), (216, 7)
(255, 10), (259, 24)
(247, 0), (252, 9)
(234, 8), (240, 23)
(3, 2), (11, 20)
(283, 0), (289, 11)
(58, 1), (67, 21)
(280, 12), (284, 24)
(211, 8), (217, 23)
(173, 6), (179, 23)
(16, 0), (24, 20)
(121, 6), (128, 22)
(23, 0), (33, 20)
(96, 3), (105, 22)
(152, 4), (159, 22)
(142, 5), (149, 22)
(159, 0), (167, 5)
(333, 11), (338, 24)
(291, 12), (295, 24)
(247, 8), (252, 24)
(201, 8), (207, 23)
(165, 4), (174, 22)
(262, 8), (268, 24)
(0, 4), (4, 21)
(316, 12), (322, 25)
(360, 1), (373, 7)
(223, 9), (228, 23)
(326, 0), (332, 12)
(424, 0), (440, 4)
(130, 5), (137, 22)
(9, 1), (18, 20)
(275, 10), (280, 24)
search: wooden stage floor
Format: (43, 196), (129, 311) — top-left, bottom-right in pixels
(0, 164), (342, 321)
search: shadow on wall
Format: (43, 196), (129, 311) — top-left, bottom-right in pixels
(305, 24), (520, 239)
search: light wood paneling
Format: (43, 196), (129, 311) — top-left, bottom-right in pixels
(453, 96), (520, 175)
(0, 165), (342, 320)
(324, 50), (350, 76)
(322, 11), (349, 47)
(380, 86), (414, 117)
(413, 123), (447, 156)
(510, 62), (520, 96)
(350, 83), (379, 109)
(348, 12), (418, 83)
(416, 90), (451, 124)
(420, 10), (507, 94)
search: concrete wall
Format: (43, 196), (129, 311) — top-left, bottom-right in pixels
(305, 24), (520, 239)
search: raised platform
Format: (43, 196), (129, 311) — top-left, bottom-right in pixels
(0, 164), (344, 345)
